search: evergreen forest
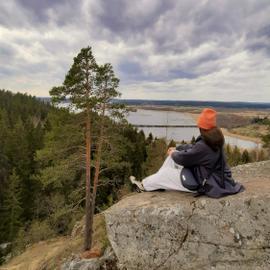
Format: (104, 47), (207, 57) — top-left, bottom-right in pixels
(0, 89), (149, 261)
(0, 89), (269, 263)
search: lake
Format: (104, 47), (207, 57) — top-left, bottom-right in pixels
(126, 109), (261, 150)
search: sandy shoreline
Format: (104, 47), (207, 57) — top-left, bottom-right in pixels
(187, 112), (261, 144)
(221, 128), (261, 144)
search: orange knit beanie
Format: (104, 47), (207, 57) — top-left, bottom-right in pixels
(197, 108), (217, 130)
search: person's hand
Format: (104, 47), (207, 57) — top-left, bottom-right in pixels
(167, 147), (176, 156)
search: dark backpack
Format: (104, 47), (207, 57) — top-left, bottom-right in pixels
(180, 150), (244, 198)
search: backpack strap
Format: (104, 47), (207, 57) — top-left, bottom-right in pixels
(221, 150), (225, 188)
(193, 149), (225, 197)
(201, 149), (223, 186)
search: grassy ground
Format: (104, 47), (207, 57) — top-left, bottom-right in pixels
(0, 214), (108, 270)
(229, 124), (269, 139)
(0, 237), (83, 270)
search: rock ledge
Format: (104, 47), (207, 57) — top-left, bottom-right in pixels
(105, 161), (270, 270)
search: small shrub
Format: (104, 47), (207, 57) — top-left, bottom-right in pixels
(26, 220), (56, 244)
(12, 220), (55, 256)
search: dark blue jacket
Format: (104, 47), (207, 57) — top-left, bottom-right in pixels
(171, 136), (244, 197)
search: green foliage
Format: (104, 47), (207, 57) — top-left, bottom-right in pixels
(1, 171), (22, 241)
(0, 90), (51, 248)
(34, 110), (146, 234)
(262, 124), (270, 148)
(49, 46), (129, 250)
(33, 110), (85, 236)
(95, 63), (120, 105)
(251, 116), (270, 125)
(50, 47), (127, 250)
(241, 150), (251, 164)
(263, 134), (270, 147)
(144, 138), (167, 175)
(261, 122), (270, 160)
(224, 144), (233, 166)
(0, 249), (4, 265)
(35, 110), (84, 192)
(224, 143), (267, 167)
(231, 146), (242, 166)
(191, 136), (196, 144)
(13, 220), (56, 255)
(118, 125), (146, 179)
(6, 118), (38, 220)
(0, 86), (154, 257)
(257, 149), (267, 161)
(0, 90), (50, 124)
(168, 139), (176, 148)
(0, 88), (147, 260)
(146, 132), (153, 145)
(24, 220), (56, 244)
(50, 47), (98, 110)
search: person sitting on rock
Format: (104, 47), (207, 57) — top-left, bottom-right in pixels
(130, 108), (244, 198)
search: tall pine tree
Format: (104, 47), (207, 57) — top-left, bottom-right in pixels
(50, 46), (124, 250)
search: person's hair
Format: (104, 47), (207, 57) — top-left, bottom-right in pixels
(200, 127), (224, 152)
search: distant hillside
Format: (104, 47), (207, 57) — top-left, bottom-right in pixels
(39, 97), (270, 109)
(116, 99), (270, 109)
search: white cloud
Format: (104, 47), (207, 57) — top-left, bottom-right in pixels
(0, 0), (269, 101)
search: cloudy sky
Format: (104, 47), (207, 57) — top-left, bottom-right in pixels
(0, 0), (270, 102)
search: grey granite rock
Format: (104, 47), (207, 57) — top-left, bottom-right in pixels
(104, 161), (270, 270)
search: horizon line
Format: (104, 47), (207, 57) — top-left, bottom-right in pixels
(37, 97), (270, 105)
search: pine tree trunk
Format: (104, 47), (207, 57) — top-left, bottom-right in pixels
(89, 105), (106, 234)
(84, 108), (92, 251)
